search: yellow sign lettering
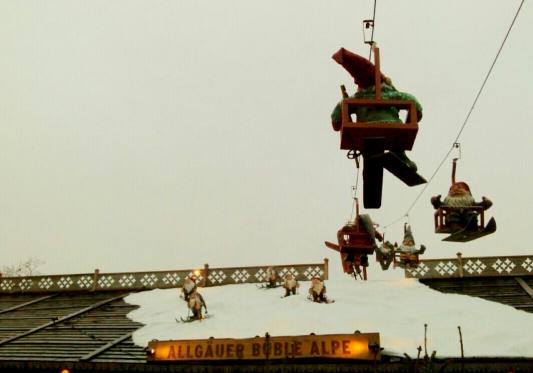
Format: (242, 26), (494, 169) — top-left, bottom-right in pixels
(149, 333), (380, 362)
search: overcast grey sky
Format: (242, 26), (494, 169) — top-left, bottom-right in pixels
(1, 1), (531, 276)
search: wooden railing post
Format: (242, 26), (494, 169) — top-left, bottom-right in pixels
(456, 253), (464, 278)
(323, 258), (329, 280)
(202, 263), (209, 287)
(92, 269), (100, 291)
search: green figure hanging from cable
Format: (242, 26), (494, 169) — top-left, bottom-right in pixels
(330, 41), (426, 208)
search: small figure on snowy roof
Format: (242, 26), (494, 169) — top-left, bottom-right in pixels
(282, 273), (299, 297)
(187, 290), (207, 320)
(181, 274), (198, 302)
(308, 276), (327, 303)
(265, 266), (279, 288)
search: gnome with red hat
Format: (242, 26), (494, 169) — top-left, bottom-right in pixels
(330, 47), (423, 170)
(431, 181), (493, 231)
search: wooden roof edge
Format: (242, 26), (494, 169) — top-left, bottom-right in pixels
(405, 254), (533, 280)
(410, 253), (533, 262)
(0, 356), (533, 373)
(0, 261), (328, 295)
(0, 261), (327, 282)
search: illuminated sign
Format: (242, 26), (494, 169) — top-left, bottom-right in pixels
(147, 333), (380, 361)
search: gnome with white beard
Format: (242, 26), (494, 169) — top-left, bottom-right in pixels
(431, 159), (493, 232)
(308, 277), (327, 303)
(395, 224), (426, 268)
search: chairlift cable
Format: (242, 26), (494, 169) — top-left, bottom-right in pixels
(384, 213), (409, 230)
(368, 0), (377, 61)
(350, 161), (362, 221)
(345, 0), (377, 216)
(383, 0), (524, 228)
(453, 0), (524, 144)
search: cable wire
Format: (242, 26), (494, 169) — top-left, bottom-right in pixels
(350, 0), (377, 214)
(350, 157), (362, 221)
(368, 0), (378, 61)
(384, 0), (525, 229)
(452, 0), (525, 144)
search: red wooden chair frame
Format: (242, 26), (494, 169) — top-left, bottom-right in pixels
(340, 99), (419, 151)
(434, 206), (485, 234)
(336, 47), (419, 152)
(337, 224), (375, 256)
(393, 251), (420, 269)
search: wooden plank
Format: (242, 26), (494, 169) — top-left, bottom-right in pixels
(80, 331), (134, 361)
(515, 277), (533, 299)
(53, 325), (139, 330)
(0, 295), (56, 315)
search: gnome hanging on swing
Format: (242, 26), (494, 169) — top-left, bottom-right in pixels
(330, 47), (423, 171)
(375, 240), (395, 270)
(395, 224), (426, 269)
(431, 158), (496, 242)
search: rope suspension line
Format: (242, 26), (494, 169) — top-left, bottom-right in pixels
(384, 0), (525, 229)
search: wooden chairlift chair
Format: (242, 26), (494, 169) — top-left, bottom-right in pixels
(335, 47), (426, 208)
(432, 159), (496, 242)
(325, 201), (380, 280)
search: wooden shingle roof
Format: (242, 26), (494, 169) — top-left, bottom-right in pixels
(0, 262), (328, 369)
(0, 291), (145, 363)
(420, 276), (533, 313)
(405, 254), (533, 313)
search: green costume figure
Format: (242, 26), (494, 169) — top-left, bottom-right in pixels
(330, 48), (423, 170)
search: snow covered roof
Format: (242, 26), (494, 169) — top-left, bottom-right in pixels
(0, 256), (532, 372)
(126, 270), (533, 358)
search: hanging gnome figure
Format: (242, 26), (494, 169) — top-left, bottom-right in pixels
(431, 182), (492, 229)
(326, 212), (383, 279)
(187, 290), (207, 320)
(265, 266), (279, 288)
(431, 159), (495, 241)
(375, 240), (395, 270)
(395, 224), (426, 269)
(181, 274), (198, 302)
(282, 273), (299, 297)
(308, 276), (327, 303)
(330, 47), (423, 171)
